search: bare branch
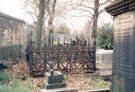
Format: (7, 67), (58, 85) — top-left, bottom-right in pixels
(33, 0), (39, 7)
(72, 15), (92, 18)
(73, 8), (94, 16)
(75, 3), (94, 10)
(26, 11), (37, 22)
(100, 0), (113, 6)
(98, 9), (105, 14)
(71, 10), (92, 18)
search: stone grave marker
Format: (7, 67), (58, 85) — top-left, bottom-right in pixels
(45, 62), (66, 89)
(106, 0), (135, 92)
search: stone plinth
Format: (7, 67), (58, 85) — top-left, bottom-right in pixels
(45, 71), (64, 84)
(45, 81), (66, 89)
(45, 62), (66, 89)
(105, 0), (135, 92)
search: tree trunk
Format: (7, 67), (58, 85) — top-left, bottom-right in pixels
(36, 0), (45, 50)
(48, 15), (54, 46)
(47, 0), (57, 46)
(92, 0), (99, 70)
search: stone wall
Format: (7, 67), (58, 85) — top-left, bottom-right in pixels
(0, 12), (25, 61)
(53, 33), (70, 43)
(0, 12), (25, 46)
(25, 24), (37, 43)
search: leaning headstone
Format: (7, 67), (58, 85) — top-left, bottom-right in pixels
(105, 0), (135, 92)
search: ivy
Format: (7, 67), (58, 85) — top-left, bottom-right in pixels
(97, 24), (114, 50)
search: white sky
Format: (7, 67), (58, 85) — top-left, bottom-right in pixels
(0, 0), (112, 30)
(0, 0), (24, 20)
(0, 0), (34, 23)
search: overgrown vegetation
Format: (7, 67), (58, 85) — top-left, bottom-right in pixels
(0, 80), (31, 92)
(0, 73), (10, 84)
(97, 23), (114, 50)
(64, 75), (111, 90)
(0, 72), (31, 92)
(84, 77), (110, 89)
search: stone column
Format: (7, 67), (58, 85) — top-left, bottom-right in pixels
(105, 0), (135, 92)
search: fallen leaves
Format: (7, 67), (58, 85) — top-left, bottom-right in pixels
(3, 58), (45, 92)
(64, 76), (111, 90)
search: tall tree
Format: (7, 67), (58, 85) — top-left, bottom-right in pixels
(70, 0), (113, 70)
(36, 0), (45, 49)
(46, 0), (57, 46)
(22, 0), (46, 49)
(22, 0), (59, 46)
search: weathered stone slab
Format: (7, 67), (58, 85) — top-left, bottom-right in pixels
(96, 66), (112, 76)
(106, 1), (135, 92)
(45, 62), (66, 90)
(79, 88), (110, 92)
(45, 81), (66, 89)
(45, 71), (64, 84)
(41, 87), (77, 92)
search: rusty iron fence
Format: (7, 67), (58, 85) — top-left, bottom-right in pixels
(27, 37), (95, 76)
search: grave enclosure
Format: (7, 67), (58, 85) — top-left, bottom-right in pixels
(106, 0), (135, 92)
(28, 36), (95, 76)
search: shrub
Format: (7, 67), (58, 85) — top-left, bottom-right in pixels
(97, 23), (114, 50)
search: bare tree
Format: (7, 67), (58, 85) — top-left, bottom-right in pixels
(22, 0), (39, 22)
(36, 0), (45, 49)
(22, 0), (59, 46)
(22, 0), (46, 49)
(46, 0), (57, 46)
(69, 0), (113, 70)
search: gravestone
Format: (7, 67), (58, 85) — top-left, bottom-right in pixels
(105, 0), (135, 92)
(45, 62), (66, 89)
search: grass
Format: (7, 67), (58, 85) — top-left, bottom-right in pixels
(0, 80), (31, 92)
(84, 77), (110, 89)
(0, 72), (10, 84)
(0, 72), (31, 92)
(9, 80), (31, 92)
(64, 74), (72, 82)
(64, 75), (111, 90)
